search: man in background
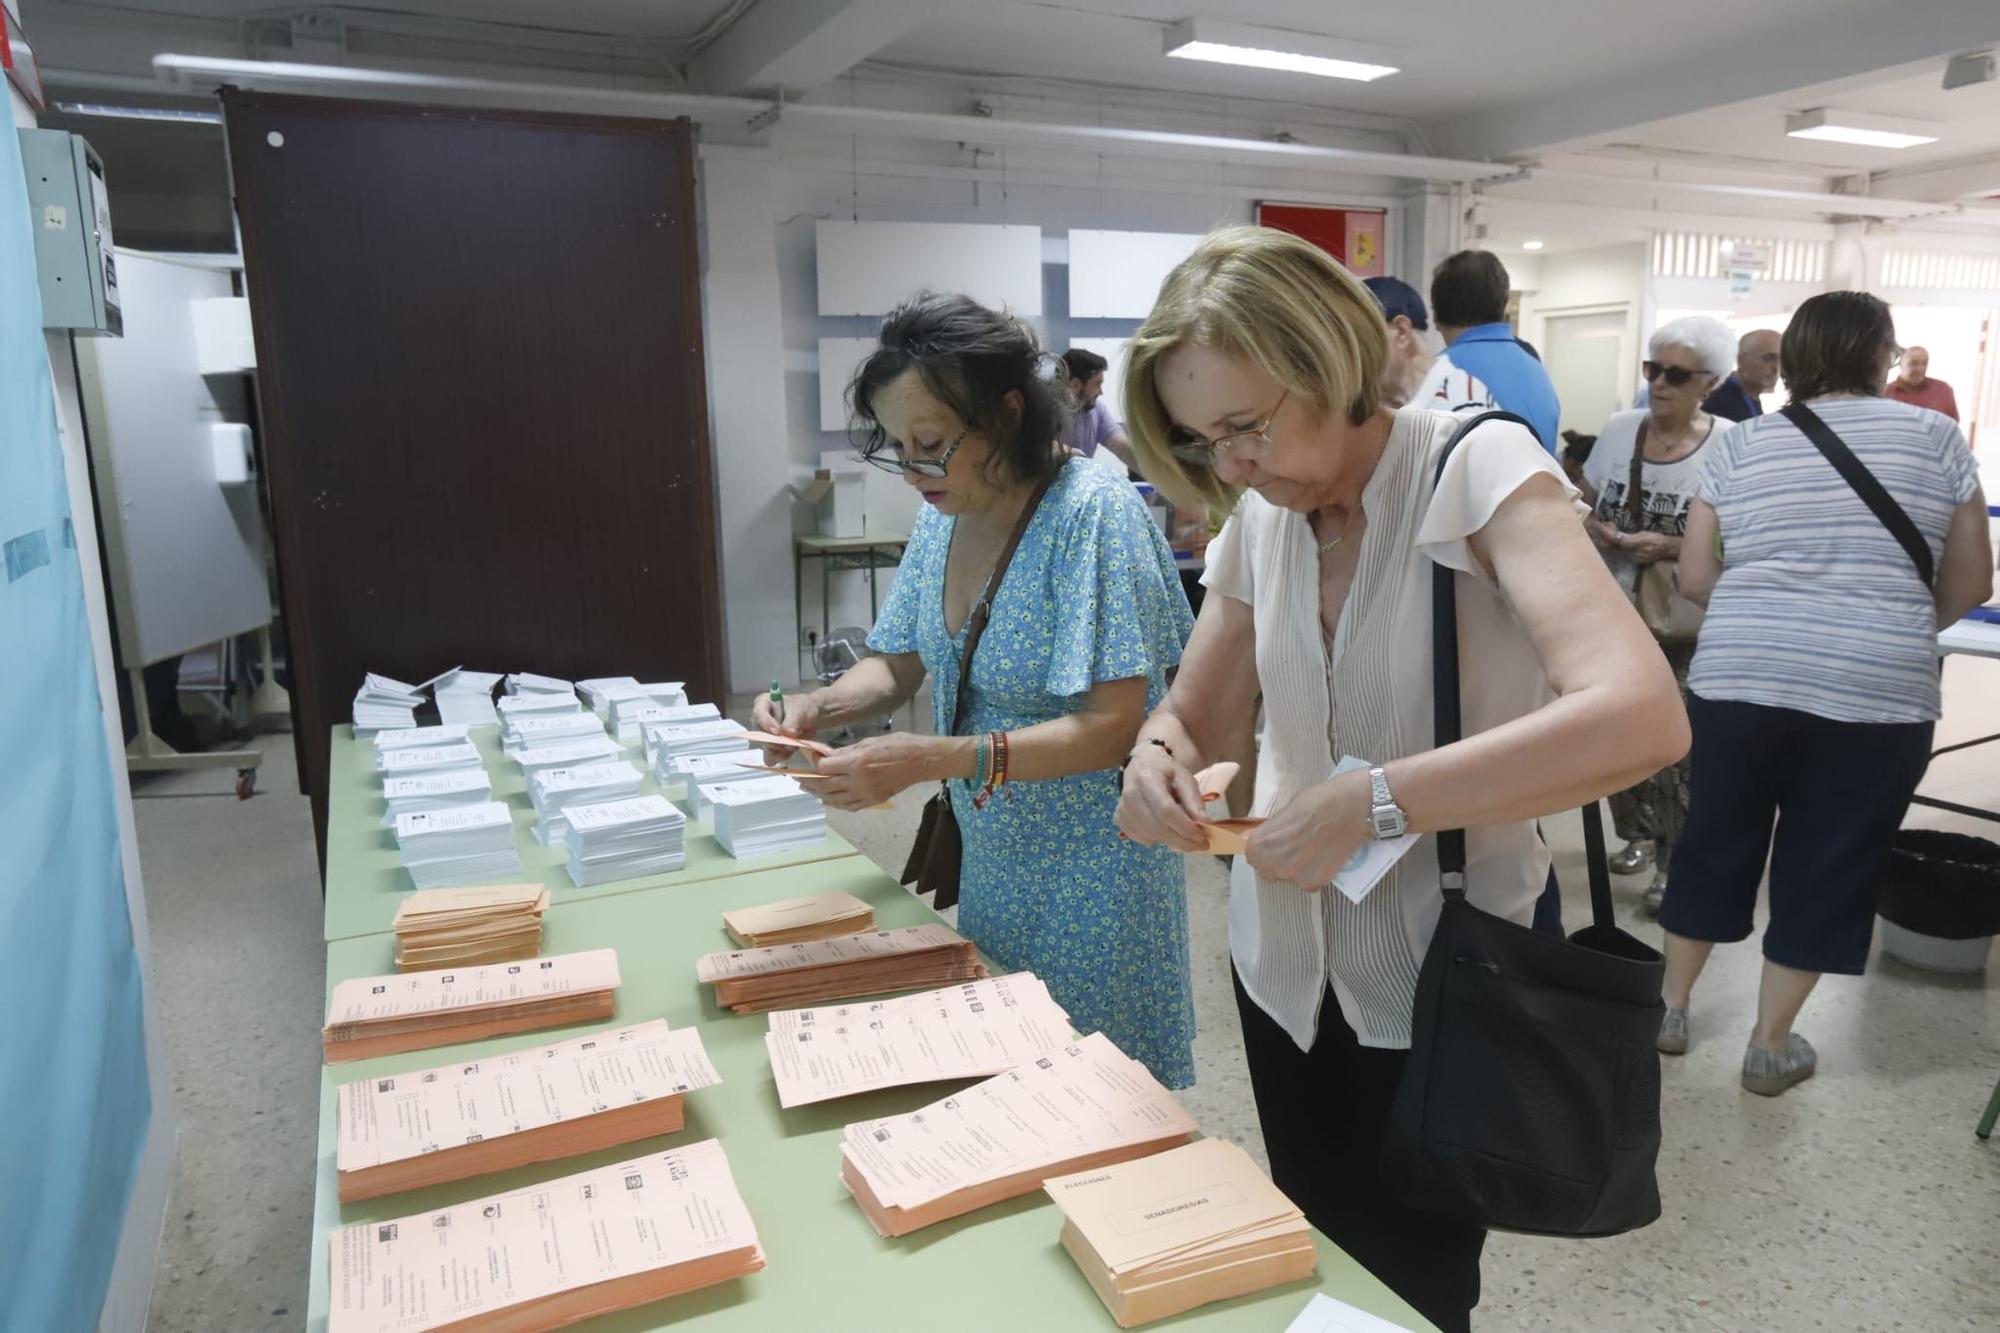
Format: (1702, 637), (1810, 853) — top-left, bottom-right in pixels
(1060, 348), (1137, 468)
(1701, 329), (1782, 421)
(1430, 250), (1561, 452)
(1886, 345), (1960, 422)
(1362, 276), (1494, 414)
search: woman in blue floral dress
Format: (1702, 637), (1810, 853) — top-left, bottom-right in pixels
(751, 294), (1197, 1086)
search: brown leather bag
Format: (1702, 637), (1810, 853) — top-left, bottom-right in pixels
(1622, 418), (1705, 644)
(899, 473), (1054, 910)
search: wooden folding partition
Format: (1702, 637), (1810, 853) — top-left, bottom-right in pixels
(222, 90), (723, 854)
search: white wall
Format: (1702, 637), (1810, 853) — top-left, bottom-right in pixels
(7, 51), (176, 1330)
(1517, 242), (1650, 413)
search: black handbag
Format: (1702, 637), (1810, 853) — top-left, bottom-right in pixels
(1383, 411), (1667, 1237)
(899, 471), (1054, 911)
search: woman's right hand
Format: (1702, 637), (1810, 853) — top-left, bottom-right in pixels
(751, 690), (823, 760)
(1115, 747), (1211, 853)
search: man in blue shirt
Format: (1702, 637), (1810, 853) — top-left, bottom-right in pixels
(1429, 250), (1561, 453)
(1700, 329), (1780, 422)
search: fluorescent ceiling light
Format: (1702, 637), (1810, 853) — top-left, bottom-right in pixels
(1785, 107), (1938, 150)
(1164, 19), (1399, 83)
(1521, 239), (1545, 251)
(51, 101), (222, 125)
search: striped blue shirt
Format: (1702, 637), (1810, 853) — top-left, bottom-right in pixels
(1689, 398), (1978, 723)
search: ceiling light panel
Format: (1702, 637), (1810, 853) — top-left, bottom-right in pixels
(1784, 108), (1939, 150)
(1164, 20), (1399, 83)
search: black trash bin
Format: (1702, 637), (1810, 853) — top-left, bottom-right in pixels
(1878, 830), (2000, 940)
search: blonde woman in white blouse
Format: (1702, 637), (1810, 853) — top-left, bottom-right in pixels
(1113, 227), (1687, 1333)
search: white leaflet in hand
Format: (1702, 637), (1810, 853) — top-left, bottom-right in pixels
(1330, 756), (1417, 905)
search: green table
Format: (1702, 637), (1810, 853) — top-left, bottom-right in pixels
(792, 527), (909, 676)
(323, 725), (858, 941)
(304, 858), (1434, 1332)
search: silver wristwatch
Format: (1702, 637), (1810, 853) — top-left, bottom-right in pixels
(1368, 766), (1407, 840)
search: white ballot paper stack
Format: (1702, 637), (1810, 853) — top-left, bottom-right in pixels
(840, 1031), (1197, 1237)
(376, 741), (484, 782)
(334, 1019), (722, 1202)
(505, 671), (574, 696)
(706, 775), (827, 857)
(501, 709), (607, 756)
(394, 800), (522, 890)
(603, 680), (689, 715)
(497, 689), (584, 721)
(647, 718), (751, 771)
(1045, 1137), (1316, 1328)
(577, 675), (641, 715)
(351, 673), (424, 735)
(764, 972), (1073, 1108)
(723, 890), (874, 949)
(373, 724), (469, 752)
(528, 760), (646, 846)
(615, 696), (715, 744)
(424, 668), (504, 728)
(380, 767), (493, 828)
(696, 923), (987, 1015)
(326, 1137), (764, 1333)
(658, 749), (762, 807)
(515, 733), (625, 777)
(564, 794), (687, 886)
(322, 947), (621, 1063)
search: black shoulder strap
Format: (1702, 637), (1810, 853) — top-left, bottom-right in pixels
(1430, 411), (1615, 931)
(1780, 401), (1934, 587)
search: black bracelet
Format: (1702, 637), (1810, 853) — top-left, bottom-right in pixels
(1119, 738), (1173, 775)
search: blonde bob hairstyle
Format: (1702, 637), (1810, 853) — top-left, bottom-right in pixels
(1123, 225), (1387, 516)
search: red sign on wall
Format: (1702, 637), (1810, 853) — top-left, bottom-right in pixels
(3, 7), (48, 113)
(1255, 202), (1386, 278)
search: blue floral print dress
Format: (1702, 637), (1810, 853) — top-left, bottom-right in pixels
(869, 458), (1198, 1087)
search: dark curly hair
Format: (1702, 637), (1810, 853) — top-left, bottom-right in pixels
(849, 292), (1066, 488)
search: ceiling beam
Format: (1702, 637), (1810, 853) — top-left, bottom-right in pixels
(687, 0), (938, 97)
(1869, 151), (2000, 202)
(1423, 0), (2000, 161)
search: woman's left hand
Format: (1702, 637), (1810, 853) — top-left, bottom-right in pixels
(1620, 530), (1677, 566)
(1244, 771), (1370, 891)
(811, 733), (941, 811)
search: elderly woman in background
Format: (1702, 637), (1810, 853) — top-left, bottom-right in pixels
(1580, 315), (1739, 915)
(1113, 227), (1688, 1332)
(1660, 291), (1992, 1092)
(752, 292), (1198, 1088)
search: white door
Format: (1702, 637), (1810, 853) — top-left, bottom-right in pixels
(1542, 309), (1629, 437)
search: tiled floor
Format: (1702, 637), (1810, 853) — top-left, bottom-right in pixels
(137, 659), (2000, 1330)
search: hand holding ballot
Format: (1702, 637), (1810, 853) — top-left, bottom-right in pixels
(809, 731), (940, 812)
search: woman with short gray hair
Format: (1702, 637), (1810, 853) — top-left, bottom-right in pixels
(1580, 315), (1737, 914)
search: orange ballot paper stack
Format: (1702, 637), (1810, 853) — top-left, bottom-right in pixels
(721, 890), (874, 948)
(1044, 1138), (1316, 1327)
(765, 973), (1073, 1108)
(840, 1032), (1196, 1237)
(695, 923), (985, 1015)
(335, 1020), (722, 1202)
(391, 883), (549, 972)
(327, 1138), (764, 1333)
(322, 949), (621, 1063)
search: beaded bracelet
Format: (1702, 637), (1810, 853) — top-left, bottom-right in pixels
(972, 732), (991, 789)
(974, 730), (1008, 809)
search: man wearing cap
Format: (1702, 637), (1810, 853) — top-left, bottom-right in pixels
(1363, 276), (1496, 416)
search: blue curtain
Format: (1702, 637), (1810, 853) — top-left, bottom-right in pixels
(0, 115), (154, 1328)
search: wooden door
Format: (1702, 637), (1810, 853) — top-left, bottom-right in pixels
(222, 90), (722, 854)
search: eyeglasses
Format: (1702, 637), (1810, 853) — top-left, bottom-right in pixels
(860, 427), (970, 479)
(1166, 390), (1289, 467)
(1641, 361), (1713, 388)
(1889, 345), (1906, 368)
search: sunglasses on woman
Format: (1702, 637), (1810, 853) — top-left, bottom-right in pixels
(1640, 362), (1712, 388)
(1166, 390), (1290, 467)
(860, 427), (970, 478)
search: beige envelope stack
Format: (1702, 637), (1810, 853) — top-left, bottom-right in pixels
(721, 890), (874, 948)
(335, 1020), (721, 1202)
(695, 923), (985, 1015)
(1045, 1138), (1316, 1327)
(322, 948), (620, 1063)
(764, 972), (1073, 1108)
(327, 1138), (764, 1333)
(391, 883), (549, 971)
(840, 1032), (1196, 1237)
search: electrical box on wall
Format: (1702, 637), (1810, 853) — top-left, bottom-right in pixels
(19, 128), (122, 336)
